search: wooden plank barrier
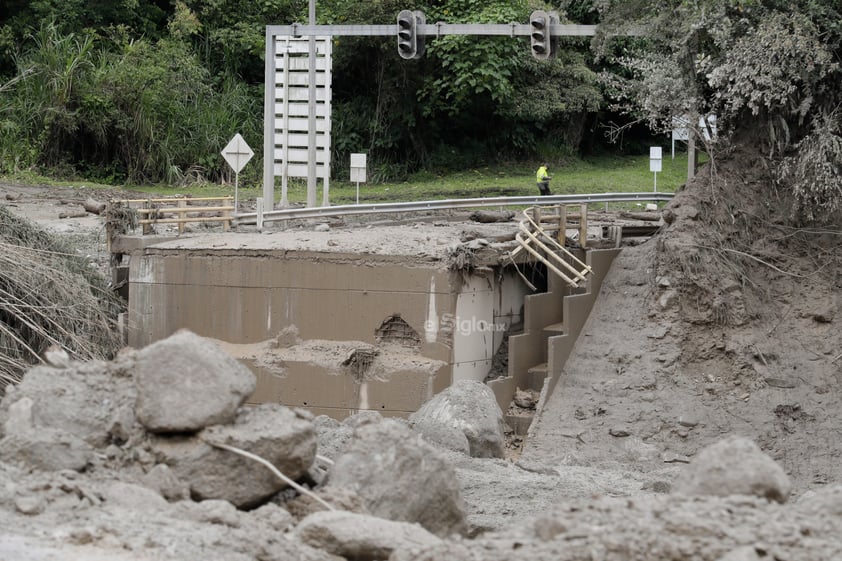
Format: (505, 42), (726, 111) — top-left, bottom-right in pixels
(509, 204), (592, 288)
(108, 196), (234, 235)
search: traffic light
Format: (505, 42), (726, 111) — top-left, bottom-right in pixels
(397, 10), (425, 59)
(529, 10), (551, 60)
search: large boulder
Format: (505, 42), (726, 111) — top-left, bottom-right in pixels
(409, 380), (505, 458)
(326, 419), (467, 537)
(0, 397), (93, 471)
(672, 435), (791, 503)
(133, 330), (256, 433)
(0, 359), (138, 447)
(151, 404), (316, 507)
(295, 510), (442, 560)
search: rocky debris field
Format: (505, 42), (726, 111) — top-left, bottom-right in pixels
(2, 329), (842, 561)
(2, 151), (841, 561)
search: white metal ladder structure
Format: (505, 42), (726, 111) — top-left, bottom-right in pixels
(510, 205), (592, 288)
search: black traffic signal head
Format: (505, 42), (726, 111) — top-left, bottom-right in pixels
(397, 10), (425, 60)
(530, 10), (551, 60)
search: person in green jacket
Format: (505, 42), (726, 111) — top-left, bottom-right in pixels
(536, 163), (551, 195)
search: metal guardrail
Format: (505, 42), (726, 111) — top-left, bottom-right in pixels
(234, 192), (674, 225)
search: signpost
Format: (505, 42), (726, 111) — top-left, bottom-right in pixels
(350, 153), (367, 204)
(649, 146), (662, 192)
(222, 134), (254, 212)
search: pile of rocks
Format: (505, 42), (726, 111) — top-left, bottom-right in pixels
(1, 330), (840, 561)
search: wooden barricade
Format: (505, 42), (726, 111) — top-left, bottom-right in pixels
(107, 196), (234, 236)
(509, 204), (592, 288)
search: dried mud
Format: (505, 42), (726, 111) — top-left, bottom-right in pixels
(1, 158), (841, 560)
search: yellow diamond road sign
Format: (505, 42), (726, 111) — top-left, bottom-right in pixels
(221, 133), (254, 174)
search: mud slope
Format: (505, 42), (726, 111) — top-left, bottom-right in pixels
(524, 150), (842, 495)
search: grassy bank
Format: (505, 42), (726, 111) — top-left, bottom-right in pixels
(324, 152), (695, 205)
(3, 151), (700, 206)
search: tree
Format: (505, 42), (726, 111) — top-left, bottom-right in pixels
(596, 0), (842, 222)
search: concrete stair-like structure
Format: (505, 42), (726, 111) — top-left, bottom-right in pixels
(489, 248), (620, 434)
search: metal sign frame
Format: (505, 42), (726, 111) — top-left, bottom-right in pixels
(262, 21), (598, 212)
(263, 35), (332, 209)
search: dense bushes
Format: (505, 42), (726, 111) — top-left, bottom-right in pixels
(0, 1), (611, 184)
(0, 22), (261, 184)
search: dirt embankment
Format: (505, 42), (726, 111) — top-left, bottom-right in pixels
(526, 147), (842, 496)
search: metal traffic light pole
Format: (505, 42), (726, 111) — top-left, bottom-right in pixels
(263, 16), (597, 212)
(270, 21), (596, 39)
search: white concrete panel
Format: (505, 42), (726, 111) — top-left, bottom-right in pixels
(452, 359), (493, 383)
(452, 275), (495, 381)
(492, 268), (529, 351)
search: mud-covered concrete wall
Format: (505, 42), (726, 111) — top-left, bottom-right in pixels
(488, 248), (620, 413)
(128, 248), (530, 417)
(542, 248), (621, 403)
(128, 250), (453, 361)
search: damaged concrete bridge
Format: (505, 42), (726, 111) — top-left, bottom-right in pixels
(109, 196), (669, 426)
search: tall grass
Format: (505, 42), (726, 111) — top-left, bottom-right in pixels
(0, 207), (125, 390)
(0, 21), (262, 184)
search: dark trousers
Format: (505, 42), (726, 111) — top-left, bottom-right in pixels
(537, 181), (551, 196)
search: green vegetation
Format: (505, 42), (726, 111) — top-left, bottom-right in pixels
(0, 0), (633, 186)
(0, 1), (839, 222)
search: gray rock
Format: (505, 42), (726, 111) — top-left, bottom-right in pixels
(662, 452), (691, 463)
(327, 419), (467, 537)
(140, 464), (190, 501)
(177, 499), (243, 528)
(678, 416), (700, 428)
(342, 410), (385, 429)
(795, 484), (842, 516)
(658, 289), (678, 310)
(0, 431), (93, 472)
(285, 487), (369, 522)
(14, 495), (45, 515)
(251, 502), (294, 532)
(133, 330), (256, 433)
(3, 396), (35, 436)
(765, 377), (797, 389)
(0, 399), (93, 471)
(513, 387), (539, 409)
(411, 418), (471, 455)
(313, 415), (353, 462)
(673, 435), (791, 503)
(314, 223), (330, 232)
(101, 481), (170, 512)
(609, 425), (631, 437)
(408, 380), (505, 458)
(0, 361), (138, 447)
(151, 404), (315, 508)
(295, 510), (442, 560)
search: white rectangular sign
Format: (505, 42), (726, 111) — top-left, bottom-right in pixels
(350, 153), (366, 183)
(650, 146), (662, 172)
